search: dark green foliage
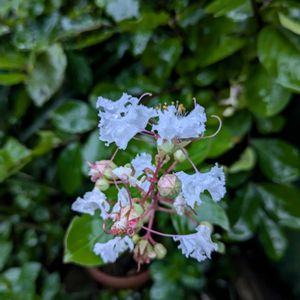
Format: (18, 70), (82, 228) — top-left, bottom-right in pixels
(1, 0), (300, 298)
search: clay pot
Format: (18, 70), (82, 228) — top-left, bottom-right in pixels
(87, 267), (150, 289)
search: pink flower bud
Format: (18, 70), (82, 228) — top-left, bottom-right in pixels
(158, 174), (181, 198)
(88, 160), (116, 182)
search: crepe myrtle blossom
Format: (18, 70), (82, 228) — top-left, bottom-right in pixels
(176, 164), (226, 209)
(97, 93), (157, 150)
(71, 188), (109, 219)
(152, 104), (206, 144)
(93, 236), (134, 263)
(173, 225), (218, 262)
(69, 92), (227, 267)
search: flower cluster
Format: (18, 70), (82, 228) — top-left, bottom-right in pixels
(72, 93), (226, 267)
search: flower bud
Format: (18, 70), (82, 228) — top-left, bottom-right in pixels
(158, 174), (181, 198)
(89, 160), (116, 181)
(95, 178), (110, 191)
(174, 149), (186, 162)
(132, 234), (140, 244)
(154, 243), (167, 259)
(133, 239), (157, 265)
(158, 141), (175, 155)
(200, 221), (214, 232)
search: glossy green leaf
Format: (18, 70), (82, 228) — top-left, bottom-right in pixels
(0, 51), (27, 70)
(245, 66), (291, 117)
(3, 262), (41, 300)
(257, 26), (300, 92)
(256, 183), (300, 230)
(229, 147), (256, 173)
(279, 13), (300, 36)
(0, 72), (26, 85)
(82, 130), (112, 175)
(194, 194), (230, 230)
(57, 142), (82, 194)
(259, 215), (287, 261)
(26, 44), (67, 106)
(255, 115), (285, 134)
(64, 214), (111, 266)
(0, 240), (12, 270)
(252, 139), (300, 183)
(105, 0), (139, 22)
(0, 138), (32, 183)
(41, 273), (60, 300)
(52, 100), (97, 134)
(32, 131), (61, 156)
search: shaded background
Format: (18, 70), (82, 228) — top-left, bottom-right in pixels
(1, 0), (300, 299)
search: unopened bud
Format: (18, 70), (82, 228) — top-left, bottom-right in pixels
(158, 174), (181, 198)
(132, 234), (140, 243)
(158, 141), (175, 155)
(95, 178), (110, 191)
(89, 160), (116, 181)
(174, 149), (186, 162)
(154, 243), (167, 259)
(200, 221), (214, 232)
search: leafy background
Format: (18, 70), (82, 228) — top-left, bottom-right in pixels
(1, 0), (300, 299)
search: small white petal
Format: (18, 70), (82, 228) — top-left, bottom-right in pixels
(131, 152), (155, 178)
(176, 164), (226, 209)
(173, 225), (218, 262)
(152, 104), (206, 143)
(71, 188), (110, 219)
(93, 236), (134, 263)
(174, 194), (185, 216)
(111, 188), (130, 218)
(97, 93), (157, 150)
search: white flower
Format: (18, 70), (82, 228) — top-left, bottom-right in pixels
(93, 236), (134, 263)
(152, 104), (206, 144)
(131, 153), (155, 178)
(97, 93), (157, 150)
(176, 164), (226, 209)
(111, 188), (130, 220)
(173, 225), (218, 262)
(71, 188), (110, 219)
(173, 194), (185, 215)
(112, 153), (154, 192)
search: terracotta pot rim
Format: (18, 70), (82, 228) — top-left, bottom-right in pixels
(87, 267), (150, 289)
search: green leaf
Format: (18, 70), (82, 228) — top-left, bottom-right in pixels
(227, 184), (261, 241)
(82, 130), (112, 175)
(0, 51), (27, 70)
(0, 138), (32, 183)
(32, 131), (61, 156)
(229, 147), (256, 173)
(52, 100), (97, 134)
(26, 44), (67, 106)
(245, 65), (291, 117)
(41, 273), (60, 300)
(0, 240), (12, 270)
(255, 115), (285, 134)
(66, 52), (93, 94)
(252, 139), (300, 183)
(205, 0), (252, 20)
(0, 72), (26, 85)
(196, 35), (245, 67)
(279, 13), (300, 36)
(259, 215), (287, 261)
(4, 262), (41, 300)
(57, 143), (82, 194)
(105, 0), (139, 22)
(256, 183), (300, 230)
(194, 194), (230, 230)
(257, 26), (300, 92)
(64, 214), (111, 266)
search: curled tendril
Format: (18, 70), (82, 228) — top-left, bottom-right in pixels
(200, 115), (222, 140)
(139, 92), (152, 101)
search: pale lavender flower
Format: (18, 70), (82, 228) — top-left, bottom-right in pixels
(131, 153), (155, 178)
(176, 164), (226, 209)
(173, 225), (218, 262)
(173, 194), (185, 216)
(71, 188), (110, 219)
(93, 236), (134, 263)
(97, 93), (157, 150)
(111, 188), (130, 220)
(152, 104), (206, 144)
